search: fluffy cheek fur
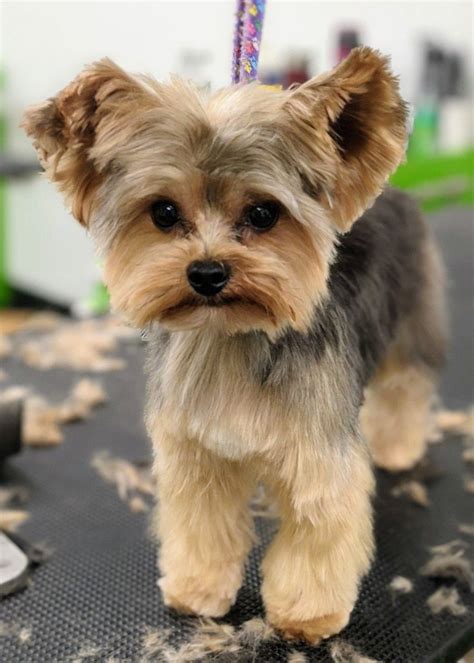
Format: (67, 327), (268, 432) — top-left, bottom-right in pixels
(103, 212), (331, 337)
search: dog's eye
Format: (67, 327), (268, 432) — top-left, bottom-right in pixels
(245, 202), (280, 231)
(150, 200), (180, 230)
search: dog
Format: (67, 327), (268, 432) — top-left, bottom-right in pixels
(22, 47), (447, 644)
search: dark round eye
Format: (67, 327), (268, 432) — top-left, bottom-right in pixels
(150, 200), (180, 230)
(246, 202), (280, 231)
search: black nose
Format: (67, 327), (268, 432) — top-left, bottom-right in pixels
(186, 260), (230, 297)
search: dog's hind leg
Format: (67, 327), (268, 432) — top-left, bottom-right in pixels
(360, 240), (447, 471)
(361, 359), (438, 471)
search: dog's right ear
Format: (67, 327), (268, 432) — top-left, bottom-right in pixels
(21, 59), (154, 226)
(282, 47), (408, 231)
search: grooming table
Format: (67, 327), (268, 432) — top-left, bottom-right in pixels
(0, 207), (473, 662)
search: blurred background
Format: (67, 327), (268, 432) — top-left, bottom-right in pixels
(0, 0), (472, 313)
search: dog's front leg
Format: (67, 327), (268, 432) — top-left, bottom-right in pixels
(262, 442), (374, 644)
(152, 431), (256, 618)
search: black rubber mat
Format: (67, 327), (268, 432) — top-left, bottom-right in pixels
(0, 206), (473, 662)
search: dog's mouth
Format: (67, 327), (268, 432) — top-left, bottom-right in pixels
(159, 293), (280, 331)
(204, 296), (242, 308)
(162, 296), (243, 317)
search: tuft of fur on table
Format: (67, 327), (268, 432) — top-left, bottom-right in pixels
(0, 623), (31, 645)
(0, 379), (107, 447)
(426, 587), (467, 616)
(139, 617), (276, 662)
(91, 451), (154, 512)
(420, 540), (474, 590)
(388, 576), (414, 595)
(435, 408), (474, 441)
(329, 639), (381, 663)
(0, 509), (29, 532)
(391, 480), (430, 507)
(17, 317), (135, 372)
(287, 651), (308, 662)
(0, 335), (12, 358)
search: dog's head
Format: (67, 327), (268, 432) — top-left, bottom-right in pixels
(22, 47), (408, 336)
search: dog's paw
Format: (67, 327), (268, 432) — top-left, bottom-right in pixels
(371, 445), (424, 472)
(160, 582), (233, 617)
(268, 609), (351, 645)
(159, 563), (242, 618)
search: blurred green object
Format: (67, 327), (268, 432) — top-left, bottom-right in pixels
(0, 66), (12, 307)
(83, 281), (110, 316)
(408, 104), (439, 159)
(391, 148), (474, 211)
(72, 280), (110, 318)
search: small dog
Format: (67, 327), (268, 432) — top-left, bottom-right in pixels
(23, 47), (447, 643)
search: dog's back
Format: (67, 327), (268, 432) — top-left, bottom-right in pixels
(329, 187), (446, 379)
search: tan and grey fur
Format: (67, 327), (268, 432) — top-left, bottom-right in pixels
(22, 47), (447, 644)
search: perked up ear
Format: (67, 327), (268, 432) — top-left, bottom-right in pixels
(284, 47), (409, 231)
(21, 59), (153, 226)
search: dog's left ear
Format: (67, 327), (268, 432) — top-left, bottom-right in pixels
(283, 47), (409, 231)
(21, 59), (156, 226)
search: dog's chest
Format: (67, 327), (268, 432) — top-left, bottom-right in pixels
(155, 331), (281, 459)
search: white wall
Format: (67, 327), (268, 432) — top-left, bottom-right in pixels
(3, 0), (472, 304)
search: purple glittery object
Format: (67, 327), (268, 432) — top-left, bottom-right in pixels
(232, 0), (246, 84)
(232, 0), (266, 84)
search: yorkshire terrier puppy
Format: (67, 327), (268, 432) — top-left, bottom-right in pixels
(23, 47), (446, 643)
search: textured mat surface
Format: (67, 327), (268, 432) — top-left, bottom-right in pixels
(0, 206), (473, 662)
